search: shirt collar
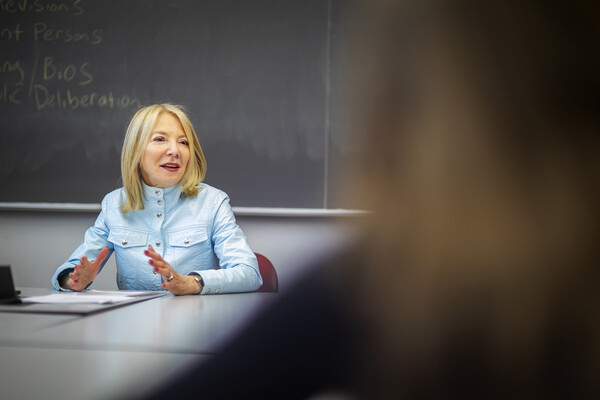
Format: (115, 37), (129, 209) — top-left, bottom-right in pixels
(142, 182), (182, 208)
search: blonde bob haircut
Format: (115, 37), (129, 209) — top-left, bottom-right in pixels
(120, 104), (207, 213)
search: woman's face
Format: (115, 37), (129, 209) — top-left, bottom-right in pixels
(140, 112), (190, 188)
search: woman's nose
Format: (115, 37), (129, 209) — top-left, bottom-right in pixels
(166, 141), (180, 157)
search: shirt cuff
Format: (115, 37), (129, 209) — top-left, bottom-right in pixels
(56, 268), (74, 291)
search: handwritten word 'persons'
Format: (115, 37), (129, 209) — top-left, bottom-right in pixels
(0, 22), (102, 44)
(33, 22), (102, 44)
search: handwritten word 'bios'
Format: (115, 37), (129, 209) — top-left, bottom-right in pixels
(42, 57), (93, 85)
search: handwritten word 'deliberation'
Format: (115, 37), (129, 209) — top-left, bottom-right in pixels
(33, 86), (141, 110)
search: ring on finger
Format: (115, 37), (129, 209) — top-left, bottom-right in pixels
(166, 272), (174, 281)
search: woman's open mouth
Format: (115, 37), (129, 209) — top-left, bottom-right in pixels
(160, 163), (180, 172)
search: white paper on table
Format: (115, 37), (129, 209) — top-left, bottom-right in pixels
(21, 290), (164, 305)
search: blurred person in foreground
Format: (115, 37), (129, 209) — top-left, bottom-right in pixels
(141, 0), (600, 398)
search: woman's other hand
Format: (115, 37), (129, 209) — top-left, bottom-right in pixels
(63, 246), (109, 291)
(145, 245), (200, 295)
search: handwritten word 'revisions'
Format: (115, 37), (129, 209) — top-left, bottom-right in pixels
(0, 0), (84, 16)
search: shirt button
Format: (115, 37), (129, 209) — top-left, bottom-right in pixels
(156, 212), (163, 218)
(122, 240), (128, 246)
(183, 238), (190, 245)
(215, 288), (221, 294)
(205, 288), (211, 294)
(157, 200), (163, 206)
(155, 190), (161, 196)
(155, 242), (161, 247)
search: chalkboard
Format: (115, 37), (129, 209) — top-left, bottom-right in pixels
(0, 0), (352, 209)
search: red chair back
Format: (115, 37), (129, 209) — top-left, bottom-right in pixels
(255, 253), (279, 293)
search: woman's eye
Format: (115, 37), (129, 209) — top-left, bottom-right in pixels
(179, 140), (189, 146)
(153, 136), (165, 142)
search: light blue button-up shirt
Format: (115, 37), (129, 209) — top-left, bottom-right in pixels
(51, 183), (262, 294)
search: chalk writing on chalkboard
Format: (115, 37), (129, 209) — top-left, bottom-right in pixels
(1, 1), (141, 111)
(1, 0), (348, 209)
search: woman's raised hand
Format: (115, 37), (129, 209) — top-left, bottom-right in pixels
(63, 246), (109, 291)
(145, 245), (200, 295)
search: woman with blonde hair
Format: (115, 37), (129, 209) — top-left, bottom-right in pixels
(52, 104), (262, 295)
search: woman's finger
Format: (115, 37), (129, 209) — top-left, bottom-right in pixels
(70, 247), (106, 291)
(158, 265), (176, 280)
(92, 246), (110, 267)
(148, 256), (168, 272)
(145, 245), (175, 280)
(145, 246), (164, 263)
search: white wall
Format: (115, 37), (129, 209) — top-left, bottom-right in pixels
(0, 211), (358, 292)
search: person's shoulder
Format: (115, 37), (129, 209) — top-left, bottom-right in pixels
(100, 187), (126, 207)
(195, 183), (229, 200)
(188, 183), (231, 213)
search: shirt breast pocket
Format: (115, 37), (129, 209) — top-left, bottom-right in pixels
(108, 228), (149, 250)
(107, 228), (149, 286)
(167, 227), (212, 271)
